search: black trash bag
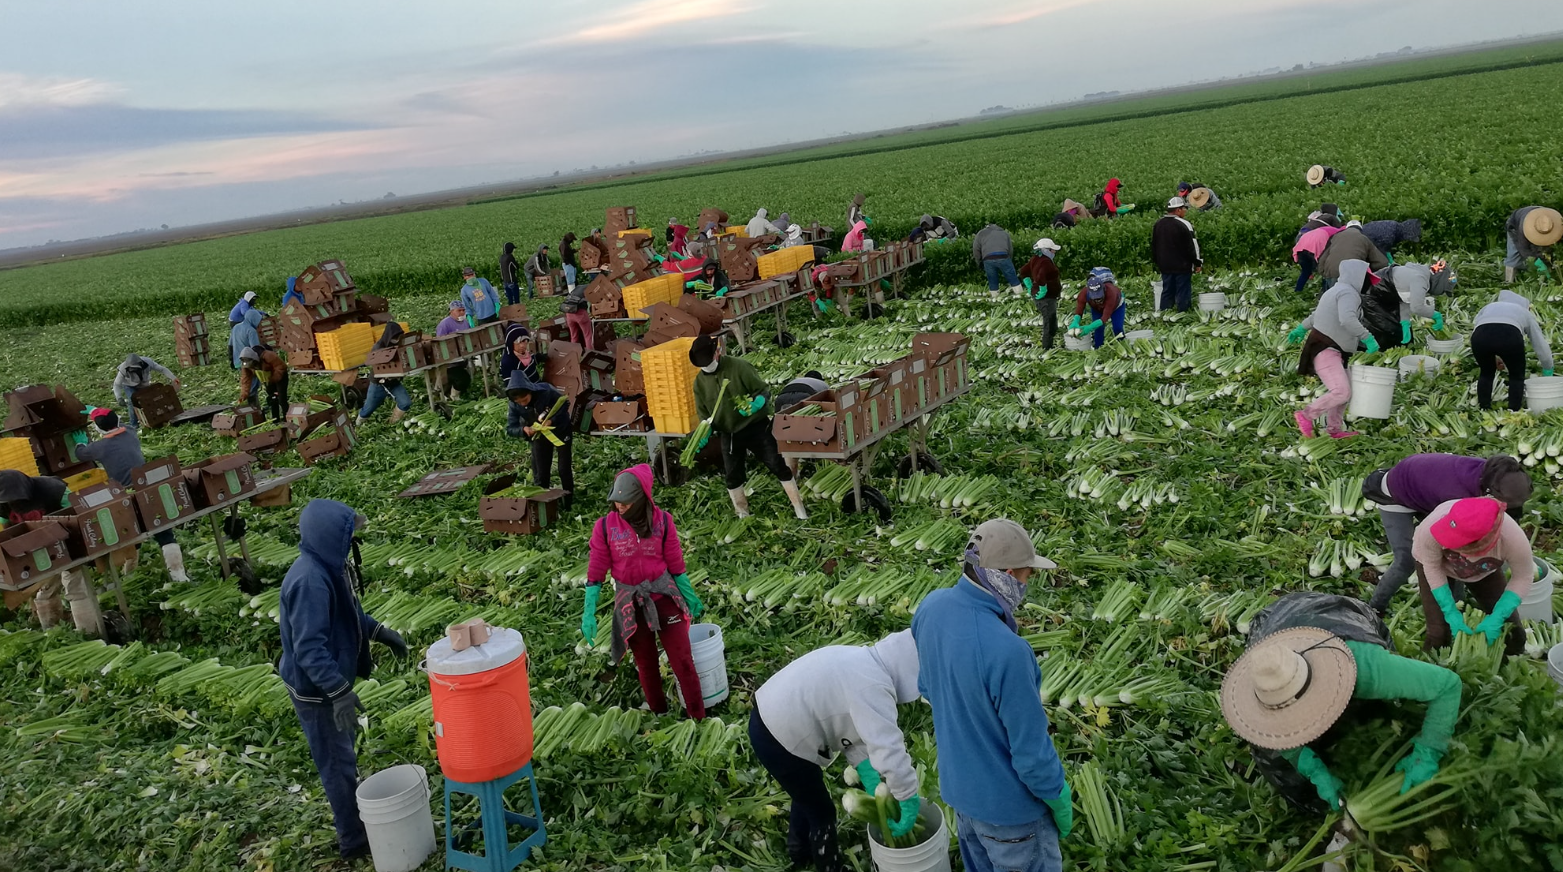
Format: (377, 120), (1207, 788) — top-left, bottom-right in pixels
(1360, 280), (1405, 349)
(1244, 592), (1392, 812)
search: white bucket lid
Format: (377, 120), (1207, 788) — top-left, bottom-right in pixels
(426, 626), (525, 676)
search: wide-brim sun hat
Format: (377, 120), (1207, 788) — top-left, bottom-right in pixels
(1307, 165), (1326, 186)
(1523, 207), (1563, 247)
(1220, 627), (1356, 750)
(1189, 187), (1213, 209)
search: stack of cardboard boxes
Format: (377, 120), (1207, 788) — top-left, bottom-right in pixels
(275, 260), (396, 371)
(1, 385), (95, 480)
(174, 314), (214, 367)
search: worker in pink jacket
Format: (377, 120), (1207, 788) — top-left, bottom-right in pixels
(582, 464), (709, 718)
(1292, 223), (1343, 294)
(1413, 497), (1535, 656)
(841, 220), (869, 253)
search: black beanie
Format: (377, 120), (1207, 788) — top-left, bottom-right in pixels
(1480, 455), (1532, 508)
(689, 334), (718, 367)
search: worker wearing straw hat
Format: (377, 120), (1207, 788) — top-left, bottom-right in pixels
(1222, 592), (1462, 812)
(1503, 206), (1561, 284)
(1307, 164), (1346, 187)
(1176, 182), (1222, 211)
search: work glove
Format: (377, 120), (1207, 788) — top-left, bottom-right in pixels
(581, 584), (601, 641)
(1362, 336), (1381, 354)
(697, 430), (711, 451)
(1082, 320), (1103, 334)
(1022, 278), (1033, 294)
(1545, 369), (1556, 377)
(855, 760), (882, 795)
(1287, 324), (1309, 345)
(376, 626), (410, 660)
(1430, 584), (1473, 637)
(715, 286), (730, 298)
(1115, 205), (1134, 214)
(1400, 320), (1412, 345)
(816, 298), (837, 314)
(1535, 258), (1550, 276)
(742, 396), (765, 417)
(1394, 742), (1443, 794)
(862, 216), (873, 226)
(889, 796), (921, 838)
(674, 572), (704, 619)
(331, 689), (362, 734)
(1431, 312), (1445, 332)
(1475, 590), (1523, 644)
(1043, 780), (1074, 839)
(1294, 747), (1344, 809)
(1068, 315), (1081, 332)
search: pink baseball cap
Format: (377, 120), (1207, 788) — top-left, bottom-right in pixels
(1431, 498), (1504, 549)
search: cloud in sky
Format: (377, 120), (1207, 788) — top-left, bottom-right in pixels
(574, 0), (749, 43)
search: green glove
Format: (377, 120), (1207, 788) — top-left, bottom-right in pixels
(741, 396), (765, 417)
(1294, 747), (1344, 809)
(1394, 743), (1443, 794)
(1535, 258), (1550, 276)
(855, 760), (882, 795)
(1082, 320), (1103, 334)
(1287, 324), (1309, 344)
(1430, 584), (1473, 636)
(1431, 312), (1445, 332)
(581, 584), (601, 641)
(715, 286), (729, 298)
(862, 216), (872, 226)
(1400, 320), (1412, 345)
(889, 796), (921, 838)
(1475, 590), (1523, 644)
(673, 572), (704, 619)
(1068, 315), (1081, 331)
(1545, 369), (1555, 377)
(1022, 277), (1033, 292)
(1362, 335), (1381, 354)
(817, 298), (837, 313)
(1042, 781), (1073, 839)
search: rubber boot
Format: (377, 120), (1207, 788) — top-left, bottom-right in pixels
(162, 543), (190, 583)
(62, 570), (102, 637)
(355, 416), (369, 428)
(1505, 266), (1516, 284)
(781, 478), (809, 520)
(1009, 284), (1025, 296)
(389, 407), (407, 425)
(33, 585), (64, 629)
(727, 487), (752, 519)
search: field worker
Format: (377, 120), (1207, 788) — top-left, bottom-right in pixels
(1018, 238), (1064, 348)
(912, 519), (1070, 872)
(1307, 164), (1347, 187)
(1096, 177), (1133, 217)
(1291, 222), (1343, 293)
(910, 213), (958, 243)
(1472, 289), (1554, 411)
(499, 325), (542, 384)
(1286, 259), (1380, 439)
(499, 242), (523, 306)
(435, 301), (471, 401)
(459, 267), (500, 324)
(112, 353), (180, 431)
(239, 347), (289, 422)
(688, 258), (731, 298)
(77, 407), (190, 584)
(1504, 205), (1560, 283)
(226, 292), (262, 370)
(847, 193), (869, 228)
(807, 264), (840, 314)
(560, 280), (594, 350)
(747, 208), (782, 238)
(666, 218), (690, 257)
(505, 372), (575, 505)
(1360, 454), (1530, 616)
(1297, 204), (1344, 240)
(1317, 220), (1388, 288)
(281, 276), (304, 309)
(1378, 262), (1445, 346)
(355, 324), (412, 427)
(774, 212), (791, 232)
(523, 245), (551, 299)
(690, 334), (809, 520)
(1051, 198), (1090, 229)
(1177, 182), (1222, 211)
(1069, 267), (1126, 348)
(775, 370), (830, 412)
(580, 228), (610, 276)
(1152, 196), (1203, 312)
(560, 232), (579, 290)
(841, 220), (870, 253)
(1361, 219), (1422, 259)
(750, 630), (923, 872)
(229, 307), (265, 368)
(972, 223), (1021, 295)
(1221, 591), (1461, 813)
(687, 223), (718, 261)
(582, 463), (706, 718)
(279, 499), (409, 863)
(1, 470), (95, 634)
(1414, 497), (1535, 656)
(782, 224), (808, 249)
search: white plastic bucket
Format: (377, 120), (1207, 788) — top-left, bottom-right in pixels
(1518, 558), (1556, 624)
(355, 764), (436, 872)
(1347, 364), (1397, 419)
(1425, 335), (1464, 354)
(1526, 376), (1563, 413)
(1063, 334), (1094, 351)
(1197, 292), (1227, 312)
(1397, 355), (1440, 381)
(1548, 643), (1563, 691)
(1125, 330), (1154, 342)
(678, 623), (729, 709)
(868, 804), (953, 872)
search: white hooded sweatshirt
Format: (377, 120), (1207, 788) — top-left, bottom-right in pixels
(746, 208), (782, 238)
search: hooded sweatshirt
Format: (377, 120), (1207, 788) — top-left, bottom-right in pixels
(112, 354), (175, 403)
(1318, 225), (1389, 279)
(694, 354), (771, 435)
(499, 325), (543, 383)
(782, 225), (807, 249)
(278, 499), (385, 702)
(281, 277), (304, 309)
(239, 348), (288, 397)
(1101, 178), (1123, 214)
(694, 258), (729, 296)
(0, 470), (67, 523)
(754, 630), (922, 801)
(746, 208), (781, 238)
(971, 224), (1013, 263)
(1301, 259), (1374, 353)
(1361, 219), (1422, 254)
(842, 220), (869, 253)
(1293, 225), (1343, 262)
(560, 233), (578, 268)
(499, 242), (521, 285)
(460, 277), (500, 321)
(366, 323), (406, 386)
(524, 246), (550, 280)
(505, 371), (568, 437)
(668, 224), (689, 254)
(229, 308), (265, 367)
(1474, 290), (1554, 371)
(586, 464), (685, 587)
(847, 193), (866, 227)
(1383, 263), (1435, 321)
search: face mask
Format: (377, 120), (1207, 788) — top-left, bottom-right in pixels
(465, 278), (477, 287)
(701, 360), (720, 374)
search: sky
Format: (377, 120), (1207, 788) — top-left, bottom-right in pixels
(2, 0), (1561, 249)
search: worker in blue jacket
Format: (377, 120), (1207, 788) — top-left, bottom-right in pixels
(226, 291), (266, 369)
(281, 276), (304, 309)
(505, 372), (574, 506)
(278, 499), (408, 862)
(911, 519), (1071, 872)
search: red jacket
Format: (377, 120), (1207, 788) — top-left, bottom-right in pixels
(1074, 282), (1122, 318)
(587, 464), (686, 586)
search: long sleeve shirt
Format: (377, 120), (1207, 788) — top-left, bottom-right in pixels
(460, 279), (500, 321)
(1017, 255), (1062, 299)
(1474, 290), (1554, 371)
(586, 507), (685, 587)
(112, 357), (175, 403)
(1300, 263), (1372, 353)
(1507, 207), (1553, 261)
(1150, 214), (1201, 274)
(1073, 283), (1123, 318)
(1413, 500), (1535, 598)
(694, 356), (771, 435)
(1382, 454), (1487, 514)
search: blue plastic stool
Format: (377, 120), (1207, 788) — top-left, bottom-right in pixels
(443, 763), (546, 871)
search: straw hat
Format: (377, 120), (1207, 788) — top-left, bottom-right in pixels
(1188, 187), (1213, 209)
(1306, 165), (1326, 186)
(1220, 627), (1356, 750)
(1523, 207), (1562, 247)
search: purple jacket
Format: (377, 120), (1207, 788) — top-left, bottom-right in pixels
(1383, 454), (1485, 514)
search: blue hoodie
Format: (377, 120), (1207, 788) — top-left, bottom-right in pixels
(229, 308), (265, 367)
(460, 277), (500, 321)
(505, 371), (568, 437)
(281, 276), (304, 309)
(279, 499), (383, 703)
(911, 576), (1066, 826)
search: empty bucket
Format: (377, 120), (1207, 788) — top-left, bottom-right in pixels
(1425, 335), (1464, 354)
(356, 764), (436, 872)
(1549, 643), (1563, 692)
(867, 803), (953, 872)
(1518, 558), (1556, 624)
(1348, 365), (1397, 419)
(1198, 293), (1227, 312)
(1527, 377), (1563, 413)
(678, 623), (730, 709)
(1398, 355), (1440, 381)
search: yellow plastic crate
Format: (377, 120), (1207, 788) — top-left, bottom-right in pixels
(757, 246), (814, 279)
(622, 274), (684, 319)
(318, 323), (376, 369)
(617, 229), (652, 240)
(63, 468), (108, 492)
(724, 225), (749, 238)
(0, 438), (40, 477)
(641, 337), (699, 433)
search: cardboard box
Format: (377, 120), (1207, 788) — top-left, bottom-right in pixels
(612, 340), (645, 396)
(173, 313), (209, 339)
(604, 206), (637, 236)
(295, 414), (356, 466)
(851, 376), (893, 437)
(131, 384), (183, 429)
(696, 208), (729, 233)
(175, 334), (212, 354)
(176, 348), (215, 368)
(52, 484), (141, 559)
(773, 399), (860, 455)
(33, 433), (82, 475)
(237, 427), (290, 455)
(0, 521), (72, 589)
(905, 354), (933, 414)
(585, 275), (625, 319)
(212, 407), (263, 437)
(591, 398), (647, 432)
(367, 341), (430, 377)
(645, 303), (702, 341)
(498, 303), (530, 327)
(858, 359), (912, 425)
(355, 293), (389, 315)
(397, 466), (493, 498)
(286, 399), (337, 440)
(296, 260), (356, 303)
(183, 453), (257, 507)
(428, 333), (467, 366)
(676, 294), (725, 334)
(479, 476), (569, 535)
(129, 456), (194, 532)
(286, 348), (324, 370)
(534, 274), (558, 297)
(913, 333), (971, 400)
(582, 351), (615, 393)
(545, 341), (584, 398)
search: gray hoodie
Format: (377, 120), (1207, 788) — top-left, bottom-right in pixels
(1384, 263), (1435, 321)
(746, 208), (781, 238)
(1475, 290), (1553, 371)
(971, 224), (1013, 264)
(112, 354), (175, 403)
(1301, 259), (1373, 352)
(753, 629), (921, 801)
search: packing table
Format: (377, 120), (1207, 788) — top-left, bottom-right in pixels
(294, 351), (500, 413)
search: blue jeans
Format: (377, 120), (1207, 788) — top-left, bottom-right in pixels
(983, 257), (1019, 291)
(563, 264), (577, 288)
(503, 281), (521, 306)
(292, 698), (367, 856)
(1159, 272), (1193, 312)
(122, 388), (140, 430)
(956, 810), (1062, 872)
(359, 382), (410, 418)
(1091, 302), (1127, 348)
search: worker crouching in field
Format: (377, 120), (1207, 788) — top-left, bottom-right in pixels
(1, 470), (95, 634)
(1292, 221), (1342, 294)
(1095, 177), (1133, 217)
(583, 465), (707, 718)
(1472, 290), (1554, 411)
(1503, 206), (1559, 283)
(279, 500), (409, 861)
(505, 372), (574, 507)
(1178, 182), (1222, 211)
(913, 520), (1070, 872)
(78, 408), (190, 584)
(750, 630), (923, 872)
(356, 325), (412, 426)
(1069, 267), (1126, 348)
(239, 346), (289, 423)
(1307, 164), (1346, 187)
(1413, 497), (1535, 656)
(1222, 592), (1460, 813)
(112, 354), (180, 431)
(1152, 196), (1202, 312)
(689, 335), (808, 520)
(1018, 238), (1063, 348)
(1287, 259), (1380, 439)
(1317, 221), (1388, 289)
(1361, 219), (1422, 260)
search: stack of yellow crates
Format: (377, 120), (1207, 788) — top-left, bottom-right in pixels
(757, 246), (813, 279)
(622, 273), (684, 319)
(640, 337), (699, 434)
(317, 323), (376, 370)
(724, 225), (749, 238)
(0, 438), (39, 477)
